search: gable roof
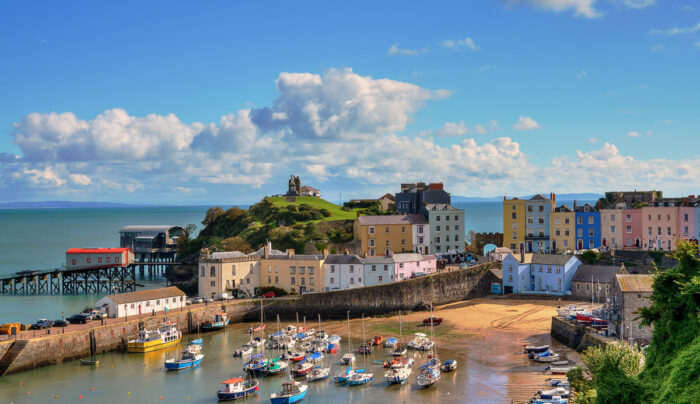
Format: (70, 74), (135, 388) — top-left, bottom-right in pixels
(554, 204), (572, 212)
(301, 185), (319, 192)
(529, 194), (548, 201)
(103, 286), (185, 305)
(616, 274), (654, 292)
(364, 256), (394, 264)
(530, 254), (577, 266)
(323, 254), (364, 265)
(379, 193), (395, 201)
(572, 265), (623, 283)
(425, 203), (461, 211)
(392, 253), (424, 262)
(357, 215), (417, 226)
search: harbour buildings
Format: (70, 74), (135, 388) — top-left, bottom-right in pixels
(501, 253), (582, 295)
(323, 253), (365, 291)
(362, 256), (395, 287)
(198, 251), (263, 299)
(600, 204), (625, 249)
(549, 205), (574, 253)
(425, 204), (465, 254)
(574, 202), (601, 251)
(354, 215), (422, 256)
(259, 245), (326, 294)
(503, 197), (526, 253)
(96, 286), (186, 318)
(609, 274), (654, 342)
(571, 264), (625, 301)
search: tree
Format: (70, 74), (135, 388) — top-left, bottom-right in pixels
(221, 236), (253, 253)
(202, 206), (225, 226)
(580, 249), (602, 264)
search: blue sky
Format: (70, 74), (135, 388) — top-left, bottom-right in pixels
(0, 0), (698, 204)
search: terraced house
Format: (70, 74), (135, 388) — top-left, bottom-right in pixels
(501, 252), (582, 295)
(503, 197), (526, 253)
(323, 253), (364, 291)
(354, 214), (422, 256)
(550, 204), (574, 253)
(259, 245), (327, 294)
(574, 202), (600, 250)
(525, 194), (555, 253)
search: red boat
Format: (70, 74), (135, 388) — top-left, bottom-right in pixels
(576, 313), (592, 323)
(370, 335), (384, 346)
(248, 324), (266, 334)
(290, 361), (313, 377)
(358, 343), (373, 355)
(326, 343), (338, 353)
(383, 357), (401, 368)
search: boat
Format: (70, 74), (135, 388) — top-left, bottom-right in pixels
(408, 333), (431, 350)
(547, 366), (573, 374)
(327, 335), (341, 344)
(533, 397), (568, 404)
(233, 344), (253, 357)
(416, 366), (441, 387)
(217, 377), (259, 401)
(325, 343), (338, 354)
(370, 335), (383, 346)
(284, 350), (305, 362)
(270, 380), (307, 404)
(391, 346), (407, 356)
(440, 359), (457, 372)
(419, 339), (435, 351)
(334, 366), (365, 383)
(341, 311), (356, 365)
(283, 325), (297, 336)
(547, 378), (570, 387)
(243, 353), (269, 374)
(382, 357), (401, 368)
(189, 338), (203, 345)
(165, 349), (204, 370)
(348, 313), (373, 386)
(357, 343), (372, 355)
(250, 336), (266, 348)
(308, 352), (324, 363)
(248, 324), (266, 334)
(384, 337), (398, 348)
(79, 358), (99, 366)
(306, 366), (331, 382)
(538, 387), (570, 399)
(127, 322), (181, 353)
(421, 357), (441, 370)
(536, 353), (562, 363)
(524, 344), (550, 353)
(202, 312), (229, 332)
(384, 367), (411, 385)
(290, 359), (314, 377)
(530, 349), (556, 359)
(391, 358), (414, 369)
(392, 310), (407, 356)
(264, 356), (289, 376)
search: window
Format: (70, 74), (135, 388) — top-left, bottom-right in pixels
(584, 205), (589, 212)
(626, 226), (632, 234)
(577, 217), (582, 225)
(401, 239), (406, 246)
(330, 277), (335, 284)
(291, 276), (296, 285)
(146, 301), (150, 307)
(418, 225), (424, 234)
(210, 266), (215, 277)
(563, 240), (568, 247)
(106, 257), (110, 263)
(267, 265), (271, 273)
(369, 226), (375, 234)
(378, 276), (383, 282)
(611, 214), (616, 221)
(301, 277), (305, 285)
(275, 265), (279, 273)
(131, 303), (135, 309)
(299, 266), (305, 274)
(657, 227), (661, 236)
(290, 266), (296, 274)
(648, 227), (652, 236)
(657, 215), (661, 220)
(369, 238), (375, 247)
(435, 236), (441, 243)
(418, 236), (424, 243)
(538, 231), (544, 237)
(527, 218), (534, 225)
(369, 249), (375, 256)
(577, 283), (580, 292)
(508, 265), (513, 273)
(250, 263), (254, 273)
(350, 277), (354, 284)
(350, 265), (354, 273)
(210, 281), (215, 287)
(626, 214), (632, 222)
(556, 267), (561, 274)
(446, 225), (450, 231)
(556, 229), (561, 236)
(667, 227), (671, 236)
(589, 229), (594, 237)
(385, 248), (390, 255)
(667, 214), (670, 221)
(309, 266), (314, 274)
(310, 278), (314, 286)
(436, 216), (441, 221)
(684, 213), (689, 222)
(538, 218), (544, 225)
(401, 226), (406, 233)
(455, 235), (459, 241)
(684, 226), (689, 236)
(268, 276), (271, 284)
(72, 259), (77, 265)
(371, 265), (376, 272)
(455, 225), (459, 231)
(508, 275), (513, 282)
(565, 218), (570, 224)
(547, 266), (552, 273)
(115, 257), (120, 263)
(201, 266), (205, 276)
(330, 265), (335, 273)
(232, 265), (236, 276)
(512, 212), (517, 219)
(385, 240), (389, 247)
(446, 235), (450, 242)
(538, 206), (544, 212)
(586, 284), (590, 292)
(385, 227), (389, 233)
(588, 216), (594, 225)
(87, 258), (91, 263)
(611, 225), (616, 233)
(565, 229), (570, 236)
(247, 278), (250, 284)
(538, 266), (543, 272)
(446, 215), (450, 221)
(275, 276), (278, 284)
(577, 229), (583, 237)
(512, 233), (517, 240)
(528, 206), (533, 212)
(436, 226), (441, 231)
(589, 240), (594, 248)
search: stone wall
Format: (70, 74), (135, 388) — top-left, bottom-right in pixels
(472, 232), (504, 254)
(551, 316), (612, 352)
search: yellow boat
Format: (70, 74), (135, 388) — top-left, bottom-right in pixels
(128, 322), (182, 353)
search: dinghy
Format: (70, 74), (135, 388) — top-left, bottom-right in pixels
(306, 366), (331, 382)
(270, 381), (307, 404)
(384, 337), (398, 348)
(216, 377), (259, 401)
(538, 387), (570, 399)
(440, 359), (457, 372)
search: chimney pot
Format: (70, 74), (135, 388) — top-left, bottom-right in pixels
(264, 241), (271, 259)
(287, 249), (294, 258)
(323, 249), (329, 259)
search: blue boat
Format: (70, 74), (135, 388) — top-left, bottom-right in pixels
(243, 353), (269, 374)
(440, 359), (457, 372)
(533, 397), (568, 404)
(384, 337), (398, 348)
(164, 350), (203, 370)
(334, 366), (365, 383)
(201, 313), (229, 332)
(270, 380), (307, 404)
(189, 338), (203, 345)
(217, 377), (259, 401)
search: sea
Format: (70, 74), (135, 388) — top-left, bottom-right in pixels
(0, 200), (594, 325)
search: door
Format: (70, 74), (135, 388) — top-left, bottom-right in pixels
(552, 240), (557, 252)
(602, 238), (607, 247)
(577, 240), (583, 250)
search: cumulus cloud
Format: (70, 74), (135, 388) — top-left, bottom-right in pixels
(387, 43), (428, 56)
(507, 0), (601, 18)
(628, 131), (640, 137)
(440, 37), (479, 50)
(513, 116), (541, 130)
(650, 22), (700, 36)
(622, 0), (654, 8)
(435, 121), (469, 136)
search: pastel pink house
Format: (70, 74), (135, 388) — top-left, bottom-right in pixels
(622, 209), (642, 249)
(392, 253), (436, 281)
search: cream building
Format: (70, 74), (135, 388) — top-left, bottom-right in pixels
(550, 204), (574, 253)
(260, 244), (327, 294)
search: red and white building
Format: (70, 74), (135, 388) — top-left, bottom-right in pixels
(66, 248), (135, 270)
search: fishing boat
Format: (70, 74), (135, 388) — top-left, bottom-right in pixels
(348, 313), (373, 387)
(307, 352), (324, 363)
(370, 335), (383, 346)
(248, 324), (266, 334)
(384, 337), (398, 348)
(284, 350), (305, 362)
(408, 333), (431, 350)
(524, 344), (550, 353)
(306, 366), (331, 382)
(233, 343), (253, 357)
(440, 359), (457, 372)
(533, 397), (568, 404)
(384, 367), (411, 385)
(334, 366), (364, 383)
(217, 377), (259, 401)
(325, 343), (338, 354)
(165, 349), (204, 370)
(290, 359), (314, 377)
(79, 358), (99, 366)
(341, 311), (356, 365)
(547, 365), (573, 374)
(327, 335), (341, 344)
(202, 312), (229, 332)
(270, 380), (307, 404)
(357, 343), (373, 355)
(538, 387), (570, 399)
(243, 353), (269, 374)
(416, 366), (441, 388)
(127, 322), (181, 353)
(264, 356), (289, 376)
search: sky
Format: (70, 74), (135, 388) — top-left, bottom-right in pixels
(0, 0), (698, 205)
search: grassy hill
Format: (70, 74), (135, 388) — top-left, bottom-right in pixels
(267, 196), (359, 221)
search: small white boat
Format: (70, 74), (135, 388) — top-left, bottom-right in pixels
(416, 366), (441, 387)
(284, 325), (297, 335)
(538, 387), (570, 399)
(347, 371), (373, 386)
(328, 335), (341, 344)
(440, 359), (457, 372)
(233, 344), (253, 357)
(547, 365), (573, 374)
(249, 337), (266, 348)
(408, 333), (432, 350)
(342, 352), (356, 365)
(384, 367), (411, 385)
(536, 353), (561, 363)
(306, 366), (331, 382)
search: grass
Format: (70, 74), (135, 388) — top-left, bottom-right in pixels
(267, 196), (360, 222)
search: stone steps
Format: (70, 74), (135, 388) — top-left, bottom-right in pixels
(0, 340), (29, 376)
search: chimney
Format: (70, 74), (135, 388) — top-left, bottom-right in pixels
(344, 249), (349, 255)
(323, 249), (329, 259)
(264, 241), (271, 259)
(574, 200), (578, 211)
(287, 249), (295, 258)
(520, 244), (525, 263)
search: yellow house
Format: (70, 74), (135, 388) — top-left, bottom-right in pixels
(550, 205), (575, 253)
(354, 215), (416, 256)
(503, 197), (526, 252)
(260, 245), (327, 294)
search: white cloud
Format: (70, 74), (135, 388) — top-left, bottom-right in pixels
(440, 37), (479, 50)
(628, 131), (640, 137)
(69, 174), (91, 186)
(576, 70), (587, 79)
(623, 0), (654, 9)
(588, 137), (598, 143)
(650, 44), (666, 52)
(513, 116), (541, 131)
(650, 22), (700, 36)
(435, 121), (469, 136)
(387, 43), (428, 56)
(508, 0), (601, 18)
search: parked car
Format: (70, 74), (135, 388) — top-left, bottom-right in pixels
(410, 272), (427, 279)
(30, 319), (54, 329)
(423, 316), (443, 326)
(189, 297), (205, 304)
(82, 308), (103, 320)
(66, 314), (90, 324)
(262, 291), (276, 298)
(203, 297), (214, 303)
(53, 319), (69, 327)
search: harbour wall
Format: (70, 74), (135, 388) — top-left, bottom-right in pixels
(551, 316), (612, 352)
(0, 261), (499, 376)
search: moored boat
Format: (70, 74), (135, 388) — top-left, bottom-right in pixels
(270, 380), (307, 404)
(384, 366), (411, 385)
(347, 371), (373, 386)
(533, 396), (568, 404)
(384, 337), (398, 348)
(391, 357), (414, 369)
(202, 312), (229, 332)
(250, 336), (266, 348)
(357, 343), (372, 355)
(307, 351), (324, 363)
(284, 350), (305, 362)
(547, 365), (573, 374)
(538, 387), (570, 399)
(248, 324), (266, 334)
(290, 359), (314, 377)
(127, 322), (181, 353)
(536, 353), (562, 363)
(440, 359), (457, 372)
(325, 343), (338, 354)
(407, 333), (430, 350)
(327, 335), (341, 344)
(370, 335), (383, 346)
(284, 325), (297, 335)
(233, 344), (253, 357)
(264, 356), (289, 375)
(524, 344), (550, 353)
(243, 353), (269, 374)
(79, 358), (99, 366)
(165, 350), (204, 370)
(416, 366), (440, 387)
(217, 377), (259, 401)
(334, 365), (364, 383)
(306, 366), (331, 382)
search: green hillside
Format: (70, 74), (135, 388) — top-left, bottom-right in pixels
(267, 196), (359, 221)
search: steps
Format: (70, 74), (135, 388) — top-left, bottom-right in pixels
(0, 340), (29, 376)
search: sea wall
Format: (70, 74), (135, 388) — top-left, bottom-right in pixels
(245, 262), (501, 321)
(551, 316), (612, 352)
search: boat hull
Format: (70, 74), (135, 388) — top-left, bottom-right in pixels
(348, 375), (373, 386)
(270, 390), (307, 404)
(217, 386), (258, 401)
(202, 320), (230, 332)
(165, 356), (203, 370)
(128, 336), (181, 353)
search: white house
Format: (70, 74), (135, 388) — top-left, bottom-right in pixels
(410, 215), (430, 254)
(96, 286), (186, 318)
(501, 253), (582, 295)
(323, 253), (365, 291)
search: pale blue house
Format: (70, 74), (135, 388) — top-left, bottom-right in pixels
(501, 253), (582, 295)
(525, 194), (555, 253)
(363, 256), (395, 286)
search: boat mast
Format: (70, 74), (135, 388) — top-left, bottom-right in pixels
(346, 311), (352, 350)
(361, 313), (366, 367)
(399, 310), (404, 347)
(430, 302), (436, 358)
(277, 314), (281, 356)
(318, 313), (321, 332)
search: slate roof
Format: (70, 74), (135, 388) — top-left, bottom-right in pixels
(392, 253), (424, 262)
(210, 251), (249, 259)
(554, 205), (573, 212)
(616, 274), (654, 292)
(425, 204), (461, 211)
(104, 286), (185, 305)
(323, 254), (364, 265)
(575, 203), (597, 212)
(363, 256), (395, 264)
(264, 254), (324, 261)
(572, 265), (623, 283)
(249, 246), (285, 257)
(530, 194), (548, 201)
(357, 214), (426, 225)
(301, 186), (319, 192)
(529, 254), (577, 266)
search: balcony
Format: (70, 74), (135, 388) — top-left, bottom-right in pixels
(525, 235), (550, 241)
